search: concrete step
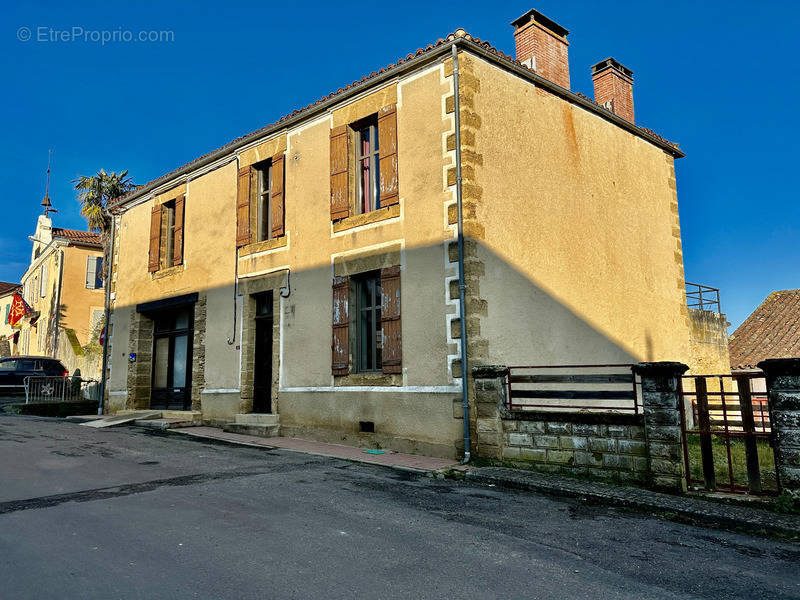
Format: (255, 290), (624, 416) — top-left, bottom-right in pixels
(233, 413), (279, 426)
(223, 423), (280, 438)
(160, 410), (202, 423)
(134, 418), (198, 431)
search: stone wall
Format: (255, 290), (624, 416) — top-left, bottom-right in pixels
(473, 362), (688, 492)
(500, 413), (648, 483)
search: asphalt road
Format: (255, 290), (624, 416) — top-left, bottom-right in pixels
(1, 415), (798, 600)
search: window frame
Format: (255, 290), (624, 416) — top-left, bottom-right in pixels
(255, 160), (273, 243)
(353, 272), (382, 373)
(354, 117), (381, 215)
(162, 200), (176, 268)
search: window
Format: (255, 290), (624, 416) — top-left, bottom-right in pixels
(40, 265), (48, 297)
(355, 273), (382, 372)
(4, 303), (9, 324)
(148, 196), (185, 273)
(163, 200), (176, 267)
(355, 117), (380, 214)
(85, 256), (103, 289)
(255, 161), (272, 242)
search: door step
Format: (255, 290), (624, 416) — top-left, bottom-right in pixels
(223, 414), (280, 437)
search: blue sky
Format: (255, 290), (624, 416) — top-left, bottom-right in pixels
(1, 1), (798, 331)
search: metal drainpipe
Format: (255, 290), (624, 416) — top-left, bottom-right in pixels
(51, 247), (64, 359)
(98, 211), (116, 414)
(452, 42), (471, 464)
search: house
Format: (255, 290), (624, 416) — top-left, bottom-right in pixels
(106, 9), (701, 459)
(730, 289), (800, 372)
(15, 212), (105, 378)
(0, 281), (22, 357)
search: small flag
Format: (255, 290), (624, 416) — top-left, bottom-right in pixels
(7, 293), (32, 328)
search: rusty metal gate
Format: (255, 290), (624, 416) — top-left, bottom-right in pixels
(679, 373), (776, 495)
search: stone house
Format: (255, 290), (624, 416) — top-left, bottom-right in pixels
(106, 9), (700, 459)
(13, 213), (105, 377)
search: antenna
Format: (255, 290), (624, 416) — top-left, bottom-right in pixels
(41, 149), (57, 217)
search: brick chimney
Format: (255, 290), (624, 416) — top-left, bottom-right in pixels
(591, 58), (635, 123)
(511, 9), (570, 89)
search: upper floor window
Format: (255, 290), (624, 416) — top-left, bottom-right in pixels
(355, 117), (380, 215)
(329, 104), (399, 222)
(255, 161), (273, 242)
(148, 195), (185, 273)
(85, 256), (103, 289)
(236, 153), (285, 248)
(39, 265), (48, 297)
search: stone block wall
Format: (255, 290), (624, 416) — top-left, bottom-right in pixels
(500, 414), (648, 483)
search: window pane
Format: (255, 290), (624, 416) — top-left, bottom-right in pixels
(373, 124), (379, 152)
(172, 334), (188, 388)
(95, 258), (103, 288)
(0, 360), (18, 371)
(174, 309), (190, 330)
(153, 338), (169, 388)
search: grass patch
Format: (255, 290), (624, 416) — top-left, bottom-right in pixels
(685, 434), (777, 492)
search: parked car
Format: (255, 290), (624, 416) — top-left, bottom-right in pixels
(0, 356), (69, 396)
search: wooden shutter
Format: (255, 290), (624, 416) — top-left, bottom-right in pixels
(271, 153), (285, 238)
(85, 256), (97, 288)
(148, 205), (162, 272)
(330, 125), (350, 221)
(378, 104), (399, 207)
(380, 266), (402, 374)
(332, 275), (350, 375)
(173, 194), (185, 266)
(236, 166), (252, 247)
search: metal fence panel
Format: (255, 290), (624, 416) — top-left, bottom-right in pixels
(24, 376), (99, 404)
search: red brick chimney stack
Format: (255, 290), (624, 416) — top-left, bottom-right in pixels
(511, 9), (570, 89)
(591, 58), (635, 124)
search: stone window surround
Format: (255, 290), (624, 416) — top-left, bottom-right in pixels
(238, 274), (282, 414)
(333, 244), (402, 387)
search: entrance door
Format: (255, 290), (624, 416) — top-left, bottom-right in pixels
(151, 307), (193, 411)
(252, 292), (273, 413)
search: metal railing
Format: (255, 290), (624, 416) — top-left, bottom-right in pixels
(506, 364), (640, 413)
(685, 282), (721, 312)
(24, 376), (100, 404)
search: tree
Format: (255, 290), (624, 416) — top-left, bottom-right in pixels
(73, 170), (136, 281)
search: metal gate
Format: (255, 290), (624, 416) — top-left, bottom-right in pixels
(24, 376), (100, 404)
(679, 373), (776, 495)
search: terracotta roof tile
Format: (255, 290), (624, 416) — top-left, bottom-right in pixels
(111, 30), (682, 208)
(729, 289), (800, 370)
(52, 228), (102, 247)
(0, 281), (20, 297)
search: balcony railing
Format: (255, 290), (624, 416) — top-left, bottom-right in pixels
(685, 282), (721, 312)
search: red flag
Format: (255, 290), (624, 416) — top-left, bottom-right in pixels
(7, 292), (32, 328)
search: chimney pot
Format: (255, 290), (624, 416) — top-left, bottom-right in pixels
(591, 57), (635, 123)
(511, 9), (570, 89)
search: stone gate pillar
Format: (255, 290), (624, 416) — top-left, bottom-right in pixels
(758, 358), (800, 499)
(471, 365), (508, 460)
(633, 361), (689, 492)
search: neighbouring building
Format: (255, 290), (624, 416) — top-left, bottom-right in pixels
(0, 281), (21, 357)
(730, 289), (800, 373)
(15, 211), (105, 378)
(106, 9), (706, 458)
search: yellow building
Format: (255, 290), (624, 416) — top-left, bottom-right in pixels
(107, 10), (706, 458)
(0, 282), (21, 357)
(16, 214), (105, 377)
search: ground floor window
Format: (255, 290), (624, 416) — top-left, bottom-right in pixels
(355, 273), (382, 373)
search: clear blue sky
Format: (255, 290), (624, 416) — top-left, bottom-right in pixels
(1, 1), (798, 331)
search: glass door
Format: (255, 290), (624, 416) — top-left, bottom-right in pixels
(151, 307), (193, 410)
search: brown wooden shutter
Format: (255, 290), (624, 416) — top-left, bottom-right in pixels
(378, 104), (399, 207)
(380, 266), (402, 374)
(148, 205), (162, 272)
(330, 125), (350, 221)
(332, 275), (350, 375)
(172, 194), (185, 266)
(236, 165), (252, 247)
(271, 153), (285, 238)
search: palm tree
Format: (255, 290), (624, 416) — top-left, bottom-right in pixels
(74, 169), (136, 281)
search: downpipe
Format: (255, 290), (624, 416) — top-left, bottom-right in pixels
(452, 42), (471, 464)
(98, 209), (116, 414)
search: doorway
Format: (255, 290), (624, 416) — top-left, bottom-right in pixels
(252, 292), (273, 413)
(151, 307), (193, 411)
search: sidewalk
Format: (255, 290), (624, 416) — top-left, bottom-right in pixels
(467, 466), (800, 539)
(171, 426), (461, 474)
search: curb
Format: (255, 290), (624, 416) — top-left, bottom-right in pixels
(466, 467), (800, 539)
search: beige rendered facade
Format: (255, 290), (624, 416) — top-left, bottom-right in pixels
(14, 215), (105, 377)
(107, 20), (701, 459)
